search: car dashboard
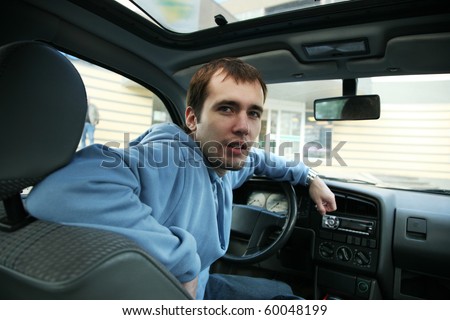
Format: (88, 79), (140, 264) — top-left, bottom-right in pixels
(229, 177), (450, 300)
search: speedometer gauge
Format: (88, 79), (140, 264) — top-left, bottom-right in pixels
(266, 193), (288, 213)
(247, 192), (266, 208)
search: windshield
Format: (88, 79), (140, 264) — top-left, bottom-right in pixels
(261, 74), (450, 192)
(118, 0), (351, 33)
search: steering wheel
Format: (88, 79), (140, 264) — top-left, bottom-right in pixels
(222, 181), (298, 264)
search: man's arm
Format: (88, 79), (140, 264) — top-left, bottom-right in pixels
(182, 276), (198, 299)
(233, 148), (337, 214)
(25, 144), (201, 284)
(308, 175), (337, 215)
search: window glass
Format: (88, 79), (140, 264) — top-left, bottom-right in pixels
(116, 0), (351, 33)
(65, 55), (172, 149)
(263, 75), (450, 191)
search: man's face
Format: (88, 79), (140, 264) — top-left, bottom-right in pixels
(186, 70), (264, 175)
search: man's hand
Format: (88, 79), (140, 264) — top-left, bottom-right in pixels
(182, 276), (198, 299)
(309, 176), (337, 215)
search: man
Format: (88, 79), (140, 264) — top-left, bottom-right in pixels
(26, 58), (336, 299)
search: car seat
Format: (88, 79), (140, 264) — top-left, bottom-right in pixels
(0, 41), (190, 299)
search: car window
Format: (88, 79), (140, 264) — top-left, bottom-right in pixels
(65, 55), (172, 149)
(260, 74), (450, 192)
(66, 53), (449, 192)
(116, 0), (351, 33)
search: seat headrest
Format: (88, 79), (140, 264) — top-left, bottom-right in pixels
(0, 41), (87, 200)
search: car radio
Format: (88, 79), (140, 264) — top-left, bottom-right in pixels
(322, 215), (375, 236)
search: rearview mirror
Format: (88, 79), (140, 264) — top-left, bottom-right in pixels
(314, 95), (380, 121)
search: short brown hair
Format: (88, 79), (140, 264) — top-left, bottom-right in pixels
(186, 57), (267, 129)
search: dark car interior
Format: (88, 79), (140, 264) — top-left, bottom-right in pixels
(1, 0), (449, 300)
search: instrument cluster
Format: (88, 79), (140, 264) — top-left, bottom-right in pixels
(246, 191), (289, 214)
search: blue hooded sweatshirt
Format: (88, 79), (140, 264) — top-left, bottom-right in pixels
(25, 123), (309, 299)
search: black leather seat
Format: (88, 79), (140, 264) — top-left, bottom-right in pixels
(0, 41), (190, 299)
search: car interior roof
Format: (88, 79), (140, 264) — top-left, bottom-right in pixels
(2, 0), (450, 118)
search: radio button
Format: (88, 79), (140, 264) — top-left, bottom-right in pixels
(323, 216), (339, 229)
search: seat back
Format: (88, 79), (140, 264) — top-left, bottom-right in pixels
(0, 41), (190, 299)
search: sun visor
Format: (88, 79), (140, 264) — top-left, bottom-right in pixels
(347, 33), (450, 74)
(172, 50), (337, 89)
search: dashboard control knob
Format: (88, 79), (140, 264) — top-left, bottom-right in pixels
(355, 250), (371, 266)
(319, 242), (334, 258)
(336, 246), (352, 262)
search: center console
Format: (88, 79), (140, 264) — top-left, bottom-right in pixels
(311, 192), (381, 299)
